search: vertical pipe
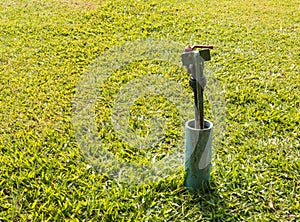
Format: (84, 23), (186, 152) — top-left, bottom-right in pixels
(194, 52), (205, 129)
(184, 119), (213, 191)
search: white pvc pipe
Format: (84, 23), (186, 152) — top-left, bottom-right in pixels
(184, 119), (213, 191)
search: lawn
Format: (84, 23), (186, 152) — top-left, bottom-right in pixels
(0, 0), (299, 221)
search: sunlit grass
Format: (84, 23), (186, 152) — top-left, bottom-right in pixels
(0, 0), (299, 220)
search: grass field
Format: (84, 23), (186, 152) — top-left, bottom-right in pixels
(0, 0), (299, 221)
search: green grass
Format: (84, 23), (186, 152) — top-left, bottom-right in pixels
(0, 0), (299, 221)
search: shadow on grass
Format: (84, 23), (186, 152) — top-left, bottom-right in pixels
(184, 182), (235, 220)
(145, 176), (237, 221)
(77, 170), (238, 221)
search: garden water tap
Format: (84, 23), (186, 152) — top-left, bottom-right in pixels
(181, 45), (214, 191)
(181, 45), (212, 129)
